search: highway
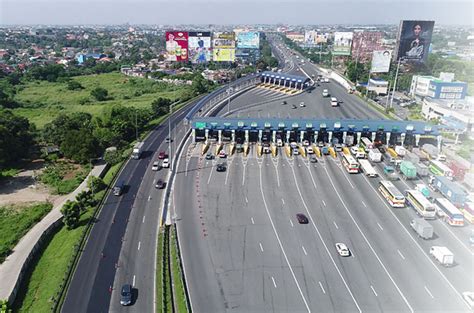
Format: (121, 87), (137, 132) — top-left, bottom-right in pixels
(173, 36), (473, 312)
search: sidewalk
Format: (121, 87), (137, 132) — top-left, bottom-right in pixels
(0, 162), (108, 303)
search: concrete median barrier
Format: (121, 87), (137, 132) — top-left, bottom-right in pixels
(271, 144), (277, 157)
(257, 144), (263, 157)
(299, 146), (306, 157)
(329, 147), (336, 158)
(201, 141), (210, 155)
(284, 145), (292, 157)
(315, 146), (321, 157)
(343, 147), (350, 155)
(243, 143), (249, 157)
(215, 143), (223, 155)
(229, 143), (235, 156)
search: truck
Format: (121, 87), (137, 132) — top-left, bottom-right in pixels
(384, 165), (399, 181)
(400, 161), (417, 180)
(448, 160), (469, 181)
(132, 141), (144, 159)
(429, 246), (454, 267)
(345, 135), (354, 146)
(368, 148), (382, 163)
(415, 163), (429, 177)
(421, 144), (439, 160)
(394, 145), (406, 157)
(412, 147), (428, 161)
(416, 183), (431, 198)
(387, 147), (398, 158)
(404, 151), (420, 164)
(410, 218), (433, 239)
(433, 176), (468, 206)
(359, 159), (378, 177)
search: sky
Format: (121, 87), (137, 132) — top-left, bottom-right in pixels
(1, 0), (473, 26)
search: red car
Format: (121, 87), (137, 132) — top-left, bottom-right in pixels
(158, 151), (167, 159)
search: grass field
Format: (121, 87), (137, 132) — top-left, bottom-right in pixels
(0, 202), (53, 264)
(13, 72), (188, 128)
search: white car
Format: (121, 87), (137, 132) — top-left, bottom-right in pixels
(307, 147), (314, 154)
(322, 89), (329, 97)
(462, 292), (474, 308)
(162, 158), (170, 168)
(335, 243), (350, 257)
(302, 140), (310, 146)
(293, 148), (299, 155)
(324, 78), (329, 83)
(350, 146), (359, 155)
(276, 139), (283, 147)
(290, 142), (297, 149)
(300, 102), (305, 107)
(151, 161), (161, 171)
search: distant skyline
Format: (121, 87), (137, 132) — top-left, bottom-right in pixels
(1, 0), (473, 26)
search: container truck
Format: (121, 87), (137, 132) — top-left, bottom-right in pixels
(416, 184), (431, 198)
(395, 145), (406, 157)
(448, 161), (468, 181)
(132, 141), (144, 159)
(429, 246), (454, 267)
(404, 151), (420, 164)
(415, 163), (429, 177)
(345, 135), (354, 146)
(368, 149), (382, 162)
(410, 218), (433, 239)
(433, 176), (467, 206)
(400, 161), (417, 180)
(359, 159), (378, 177)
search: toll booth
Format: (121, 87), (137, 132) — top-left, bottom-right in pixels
(249, 122), (259, 143)
(235, 124), (245, 144)
(389, 126), (401, 146)
(288, 122), (299, 142)
(208, 123), (219, 142)
(262, 122), (272, 143)
(374, 126), (386, 146)
(222, 122), (232, 142)
(317, 123), (329, 143)
(303, 123), (315, 143)
(345, 125), (356, 146)
(361, 125), (371, 142)
(332, 122), (343, 145)
(276, 122), (286, 142)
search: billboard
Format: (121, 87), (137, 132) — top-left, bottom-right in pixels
(305, 30), (317, 44)
(396, 20), (435, 62)
(371, 50), (392, 73)
(237, 32), (260, 49)
(333, 32), (353, 56)
(165, 31), (188, 62)
(352, 31), (383, 63)
(188, 31), (212, 63)
(212, 32), (235, 62)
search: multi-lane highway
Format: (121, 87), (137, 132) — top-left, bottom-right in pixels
(173, 37), (473, 312)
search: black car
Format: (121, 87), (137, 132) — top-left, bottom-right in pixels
(296, 213), (309, 224)
(120, 284), (132, 306)
(310, 156), (318, 163)
(165, 137), (172, 143)
(282, 100), (287, 105)
(216, 163), (226, 172)
(378, 147), (386, 154)
(155, 179), (166, 189)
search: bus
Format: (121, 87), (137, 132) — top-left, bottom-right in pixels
(359, 159), (378, 177)
(360, 137), (374, 151)
(429, 160), (454, 179)
(460, 202), (474, 224)
(435, 198), (464, 226)
(379, 180), (405, 208)
(406, 190), (436, 219)
(341, 153), (360, 173)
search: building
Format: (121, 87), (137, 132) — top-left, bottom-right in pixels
(410, 74), (468, 100)
(367, 78), (389, 95)
(76, 53), (107, 64)
(285, 32), (305, 43)
(351, 31), (384, 64)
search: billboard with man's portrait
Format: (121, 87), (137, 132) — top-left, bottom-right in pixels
(333, 32), (353, 56)
(396, 20), (435, 63)
(371, 50), (392, 73)
(188, 31), (211, 63)
(165, 31), (188, 62)
(237, 32), (260, 49)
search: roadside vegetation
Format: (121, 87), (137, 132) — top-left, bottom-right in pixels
(170, 226), (188, 312)
(39, 162), (91, 195)
(0, 202), (53, 264)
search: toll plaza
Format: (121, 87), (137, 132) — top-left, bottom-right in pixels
(191, 117), (446, 149)
(258, 71), (311, 94)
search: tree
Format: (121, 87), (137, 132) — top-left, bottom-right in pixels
(60, 128), (99, 163)
(88, 175), (106, 192)
(0, 110), (34, 167)
(67, 80), (84, 91)
(43, 112), (93, 146)
(61, 200), (81, 229)
(76, 190), (95, 211)
(90, 87), (108, 101)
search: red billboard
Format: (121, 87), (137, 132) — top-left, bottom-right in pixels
(165, 31), (188, 62)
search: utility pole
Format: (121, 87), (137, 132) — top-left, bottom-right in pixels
(390, 58), (402, 109)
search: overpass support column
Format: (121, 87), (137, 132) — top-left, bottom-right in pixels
(258, 130), (263, 143)
(272, 131), (276, 143)
(231, 130), (236, 143)
(342, 131), (347, 144)
(300, 130), (305, 143)
(415, 134), (421, 147)
(245, 130), (249, 143)
(386, 132), (391, 145)
(371, 132), (376, 142)
(192, 129), (196, 143)
(437, 135), (442, 152)
(218, 130), (222, 143)
(356, 132), (362, 145)
(286, 130), (291, 143)
(328, 131), (333, 144)
(205, 129), (209, 141)
(300, 83), (303, 91)
(314, 131), (318, 143)
(400, 133), (406, 146)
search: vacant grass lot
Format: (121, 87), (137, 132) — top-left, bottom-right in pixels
(13, 72), (186, 128)
(0, 202), (53, 264)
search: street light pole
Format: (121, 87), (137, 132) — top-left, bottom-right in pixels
(390, 58), (402, 109)
(169, 102), (177, 173)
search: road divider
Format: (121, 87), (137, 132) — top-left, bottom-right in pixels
(229, 143), (235, 156)
(299, 146), (306, 158)
(284, 144), (291, 157)
(329, 147), (336, 158)
(256, 143), (263, 157)
(271, 144), (277, 157)
(215, 143), (223, 155)
(314, 146), (321, 157)
(343, 147), (350, 155)
(201, 141), (209, 155)
(243, 143), (249, 157)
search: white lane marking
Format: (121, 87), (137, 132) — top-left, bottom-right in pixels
(271, 276), (277, 288)
(148, 195), (151, 201)
(142, 216), (146, 223)
(289, 219), (294, 227)
(322, 200), (326, 206)
(138, 241), (141, 251)
(424, 286), (434, 299)
(273, 160), (281, 187)
(397, 250), (406, 260)
(259, 242), (264, 252)
(318, 281), (326, 294)
(133, 275), (136, 287)
(245, 196), (248, 203)
(371, 285), (378, 297)
(302, 246), (308, 255)
(251, 217), (255, 225)
(377, 222), (384, 231)
(225, 163), (230, 185)
(361, 174), (470, 310)
(339, 164), (355, 189)
(288, 165), (361, 312)
(282, 198), (285, 205)
(207, 164), (214, 185)
(362, 201), (367, 208)
(333, 221), (339, 229)
(242, 164), (246, 186)
(153, 179), (156, 184)
(324, 166), (413, 313)
(258, 166), (311, 312)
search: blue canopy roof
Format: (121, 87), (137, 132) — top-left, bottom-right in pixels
(260, 71), (309, 83)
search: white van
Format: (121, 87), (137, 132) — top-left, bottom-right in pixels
(322, 89), (329, 97)
(331, 97), (338, 107)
